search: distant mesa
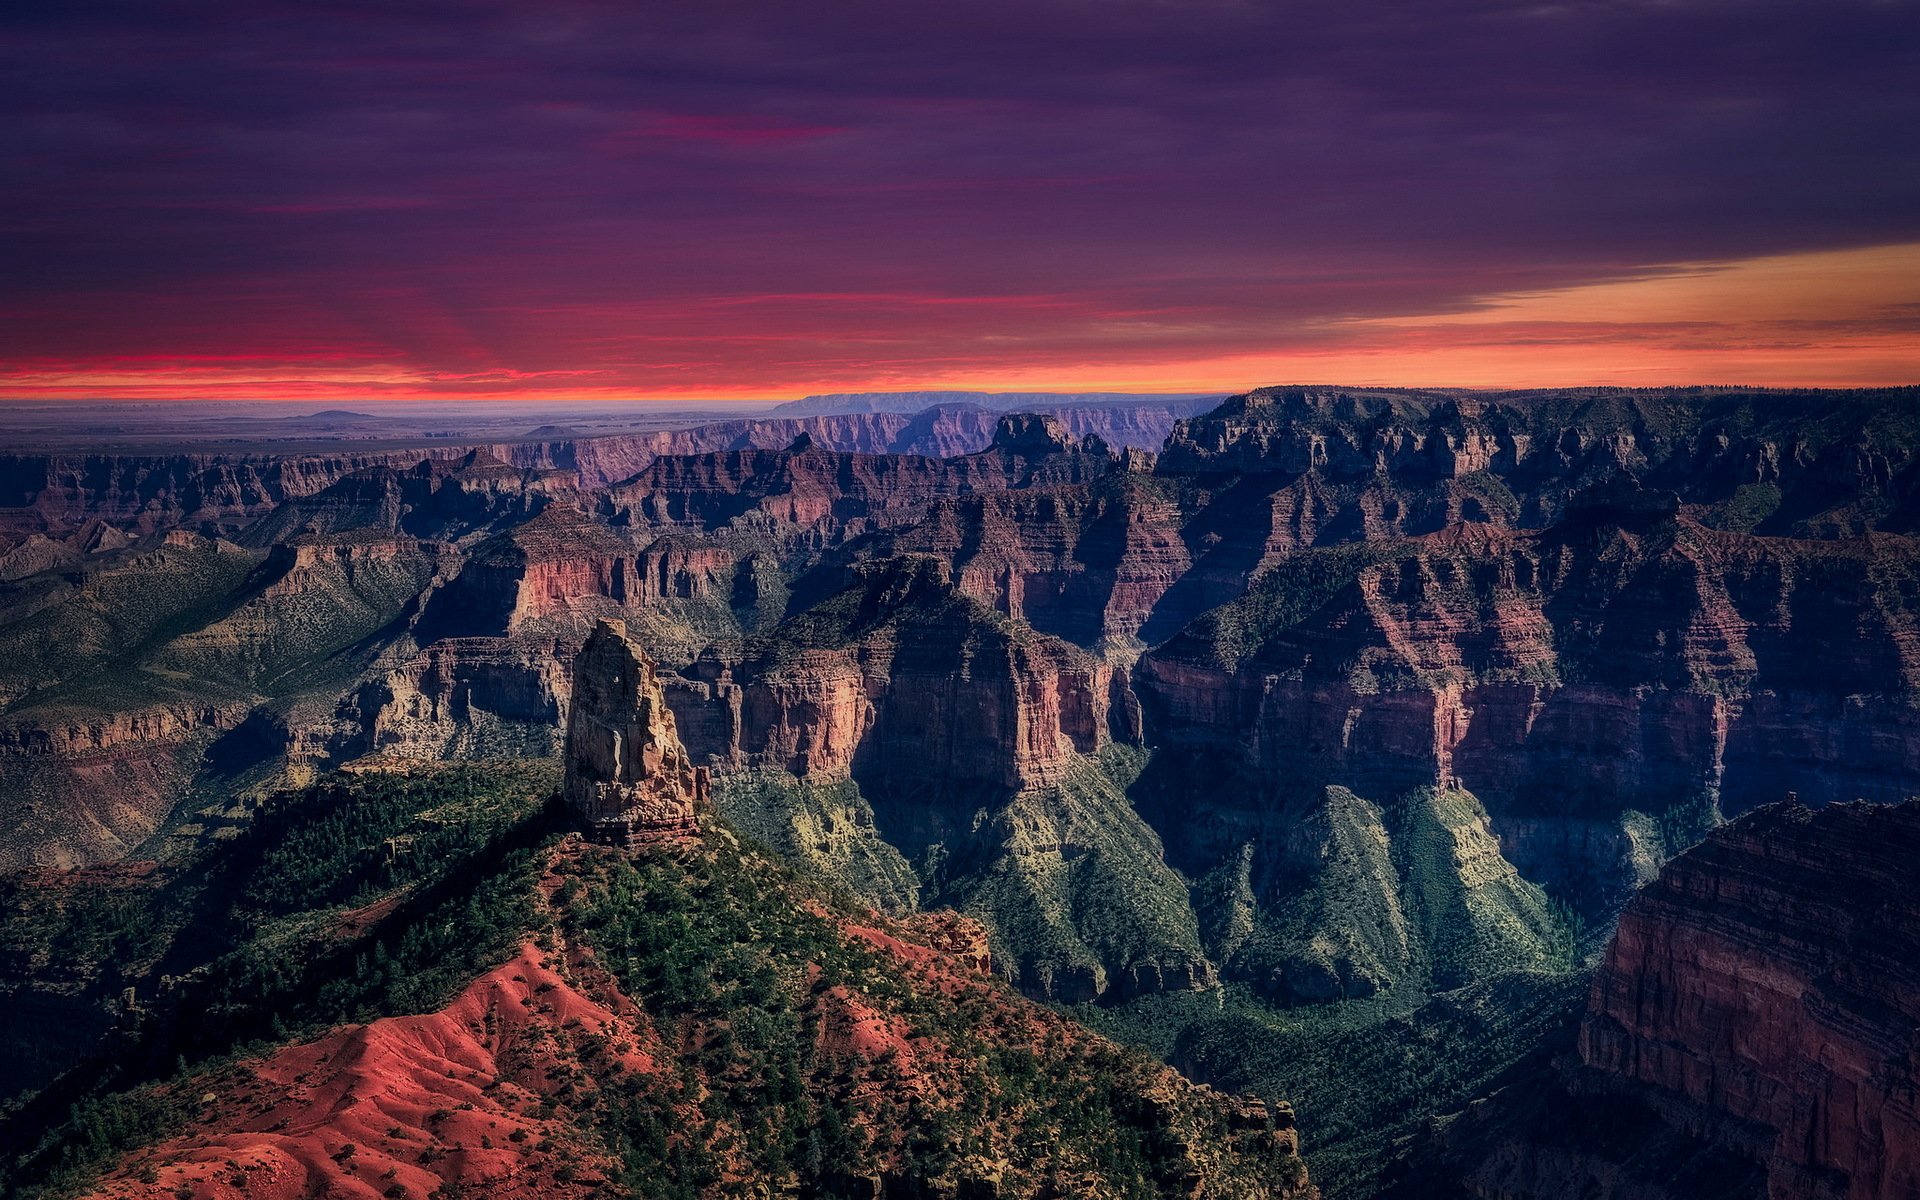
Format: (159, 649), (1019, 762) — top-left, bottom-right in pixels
(304, 409), (377, 421)
(562, 618), (708, 849)
(989, 411), (1077, 456)
(525, 423), (584, 438)
(772, 389), (1222, 417)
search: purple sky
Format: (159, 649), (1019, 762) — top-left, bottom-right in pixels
(4, 0), (1917, 398)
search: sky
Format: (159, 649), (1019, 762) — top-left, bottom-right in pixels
(3, 0), (1917, 402)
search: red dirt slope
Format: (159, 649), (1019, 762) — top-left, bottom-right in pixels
(87, 942), (655, 1200)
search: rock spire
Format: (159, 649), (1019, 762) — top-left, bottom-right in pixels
(563, 619), (707, 847)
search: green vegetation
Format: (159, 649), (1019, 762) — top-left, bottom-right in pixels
(3, 768), (1308, 1200)
(1174, 543), (1396, 671)
(0, 538), (260, 712)
(236, 765), (548, 915)
(947, 758), (1207, 997)
(1191, 785), (1570, 1005)
(1720, 482), (1783, 533)
(0, 763), (556, 1200)
(149, 547), (440, 697)
(563, 833), (1305, 1199)
(709, 769), (921, 912)
(1455, 470), (1520, 522)
(1080, 971), (1588, 1200)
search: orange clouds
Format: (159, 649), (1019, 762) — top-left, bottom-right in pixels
(10, 242), (1913, 400)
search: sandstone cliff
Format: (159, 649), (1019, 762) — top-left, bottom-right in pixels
(1579, 799), (1920, 1200)
(418, 506), (733, 639)
(1140, 510), (1920, 913)
(1408, 800), (1920, 1200)
(668, 555), (1118, 794)
(562, 620), (707, 847)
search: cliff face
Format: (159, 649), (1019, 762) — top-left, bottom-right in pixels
(1414, 801), (1920, 1200)
(610, 415), (1119, 548)
(1140, 512), (1920, 911)
(1578, 800), (1920, 1200)
(668, 556), (1117, 795)
(419, 506), (732, 638)
(350, 638), (568, 762)
(562, 620), (708, 847)
(862, 474), (1195, 647)
(1157, 386), (1920, 538)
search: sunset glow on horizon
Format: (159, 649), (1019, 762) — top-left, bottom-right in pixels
(4, 2), (1916, 403)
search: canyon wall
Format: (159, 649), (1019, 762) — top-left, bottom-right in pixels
(1419, 801), (1920, 1200)
(0, 400), (1190, 541)
(667, 555), (1118, 795)
(1138, 502), (1920, 912)
(1579, 800), (1920, 1200)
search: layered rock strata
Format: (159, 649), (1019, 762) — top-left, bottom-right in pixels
(1140, 510), (1920, 910)
(1414, 800), (1920, 1200)
(562, 620), (708, 847)
(1577, 799), (1920, 1200)
(666, 556), (1119, 794)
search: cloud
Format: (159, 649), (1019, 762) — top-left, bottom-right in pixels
(0, 0), (1915, 397)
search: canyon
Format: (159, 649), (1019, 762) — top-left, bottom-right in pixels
(1407, 798), (1920, 1200)
(4, 385), (1919, 1197)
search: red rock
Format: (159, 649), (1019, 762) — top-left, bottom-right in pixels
(669, 557), (1120, 793)
(1141, 517), (1920, 907)
(81, 943), (651, 1200)
(562, 619), (707, 847)
(1577, 800), (1920, 1200)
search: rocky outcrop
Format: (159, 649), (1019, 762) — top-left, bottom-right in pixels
(669, 556), (1119, 794)
(0, 520), (130, 582)
(1140, 515), (1920, 911)
(0, 702), (249, 758)
(350, 638), (567, 762)
(254, 533), (437, 599)
(1577, 799), (1920, 1200)
(665, 558), (1222, 1005)
(562, 620), (707, 847)
(1415, 800), (1920, 1200)
(419, 507), (732, 638)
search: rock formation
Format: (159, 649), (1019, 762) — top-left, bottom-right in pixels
(665, 555), (1121, 793)
(1580, 799), (1920, 1200)
(419, 506), (732, 639)
(1410, 800), (1920, 1200)
(11, 385), (1920, 1195)
(562, 620), (708, 848)
(1139, 512), (1920, 913)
